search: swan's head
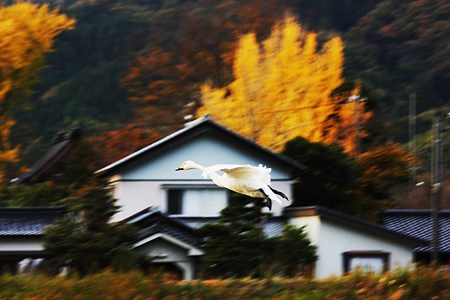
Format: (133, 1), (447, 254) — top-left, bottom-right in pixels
(175, 160), (197, 171)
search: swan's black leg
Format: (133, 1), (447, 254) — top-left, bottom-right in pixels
(265, 198), (272, 211)
(258, 188), (272, 211)
(269, 186), (289, 201)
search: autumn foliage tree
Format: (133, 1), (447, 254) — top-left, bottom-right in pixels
(357, 143), (415, 200)
(197, 16), (371, 152)
(88, 124), (162, 166)
(0, 120), (19, 184)
(0, 3), (74, 183)
(121, 1), (293, 128)
(0, 3), (75, 106)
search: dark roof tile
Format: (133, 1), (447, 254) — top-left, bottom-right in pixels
(177, 216), (287, 238)
(0, 207), (66, 236)
(382, 210), (450, 253)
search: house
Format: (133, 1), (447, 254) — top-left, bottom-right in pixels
(96, 116), (426, 279)
(0, 207), (66, 273)
(94, 116), (307, 279)
(2, 116), (429, 279)
(284, 206), (425, 278)
(96, 116), (307, 221)
(12, 128), (82, 185)
(382, 209), (450, 265)
(0, 128), (79, 274)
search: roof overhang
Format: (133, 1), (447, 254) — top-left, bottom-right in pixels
(284, 206), (427, 247)
(134, 233), (204, 256)
(96, 116), (307, 177)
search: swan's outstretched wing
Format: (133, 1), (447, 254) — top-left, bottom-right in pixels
(211, 164), (271, 184)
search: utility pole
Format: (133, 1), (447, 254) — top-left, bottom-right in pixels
(409, 93), (417, 202)
(346, 94), (367, 155)
(430, 116), (443, 263)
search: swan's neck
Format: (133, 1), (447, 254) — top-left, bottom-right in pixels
(191, 162), (205, 171)
(203, 167), (224, 187)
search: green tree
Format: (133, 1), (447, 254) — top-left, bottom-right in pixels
(283, 136), (415, 221)
(276, 224), (317, 277)
(44, 184), (142, 275)
(197, 194), (275, 278)
(0, 182), (69, 207)
(198, 193), (317, 278)
(282, 137), (361, 212)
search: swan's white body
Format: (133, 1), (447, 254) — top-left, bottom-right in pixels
(176, 160), (288, 210)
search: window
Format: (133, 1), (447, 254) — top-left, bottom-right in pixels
(343, 251), (390, 273)
(167, 187), (228, 216)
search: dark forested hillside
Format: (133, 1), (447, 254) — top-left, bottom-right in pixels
(345, 0), (449, 118)
(8, 0), (449, 171)
(13, 0), (295, 165)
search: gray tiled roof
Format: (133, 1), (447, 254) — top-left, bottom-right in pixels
(138, 223), (202, 247)
(127, 208), (203, 247)
(177, 216), (287, 238)
(0, 207), (65, 236)
(128, 207), (288, 247)
(382, 210), (450, 253)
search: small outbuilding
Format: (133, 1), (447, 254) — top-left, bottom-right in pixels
(0, 207), (65, 273)
(285, 206), (426, 278)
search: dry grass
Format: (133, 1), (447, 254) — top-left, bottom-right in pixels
(0, 267), (448, 299)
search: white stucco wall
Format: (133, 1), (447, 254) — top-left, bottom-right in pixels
(135, 235), (202, 280)
(0, 237), (44, 252)
(120, 136), (290, 181)
(112, 179), (291, 221)
(289, 216), (415, 278)
(108, 134), (295, 221)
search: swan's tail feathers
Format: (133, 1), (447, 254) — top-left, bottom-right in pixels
(269, 186), (289, 201)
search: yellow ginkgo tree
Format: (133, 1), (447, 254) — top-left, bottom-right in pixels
(0, 2), (75, 183)
(197, 16), (370, 152)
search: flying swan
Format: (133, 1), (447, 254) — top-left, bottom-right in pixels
(175, 160), (288, 210)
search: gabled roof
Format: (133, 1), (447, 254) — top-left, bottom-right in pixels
(0, 207), (66, 237)
(12, 129), (81, 185)
(284, 206), (427, 247)
(126, 206), (287, 245)
(382, 209), (450, 253)
(178, 216), (287, 238)
(126, 207), (203, 248)
(96, 116), (307, 176)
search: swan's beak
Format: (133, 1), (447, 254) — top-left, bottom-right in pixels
(175, 167), (183, 171)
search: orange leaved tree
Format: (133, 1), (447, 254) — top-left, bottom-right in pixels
(322, 84), (372, 155)
(88, 124), (162, 167)
(197, 16), (370, 152)
(0, 3), (75, 183)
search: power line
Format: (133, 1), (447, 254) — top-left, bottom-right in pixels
(3, 100), (352, 143)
